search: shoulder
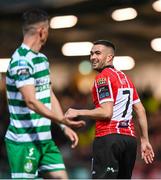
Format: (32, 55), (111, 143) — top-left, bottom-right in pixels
(95, 72), (108, 86)
(10, 53), (33, 73)
(38, 52), (48, 60)
(96, 68), (111, 79)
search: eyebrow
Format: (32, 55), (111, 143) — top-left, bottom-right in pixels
(90, 50), (101, 54)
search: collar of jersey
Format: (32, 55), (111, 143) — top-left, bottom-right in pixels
(21, 43), (39, 55)
(99, 65), (114, 72)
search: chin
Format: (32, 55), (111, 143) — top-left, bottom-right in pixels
(41, 38), (47, 45)
(93, 67), (100, 72)
(41, 40), (46, 46)
(92, 64), (97, 69)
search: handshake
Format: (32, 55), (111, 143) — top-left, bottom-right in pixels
(62, 108), (84, 128)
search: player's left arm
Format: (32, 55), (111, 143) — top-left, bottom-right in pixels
(133, 101), (154, 164)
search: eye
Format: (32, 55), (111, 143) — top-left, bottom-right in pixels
(96, 51), (101, 55)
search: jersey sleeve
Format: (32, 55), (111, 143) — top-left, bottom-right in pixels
(95, 73), (114, 104)
(10, 58), (34, 88)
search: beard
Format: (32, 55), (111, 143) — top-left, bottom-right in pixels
(92, 63), (105, 72)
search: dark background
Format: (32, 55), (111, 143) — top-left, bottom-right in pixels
(0, 0), (161, 178)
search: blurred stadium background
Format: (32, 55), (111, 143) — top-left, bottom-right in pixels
(0, 0), (161, 178)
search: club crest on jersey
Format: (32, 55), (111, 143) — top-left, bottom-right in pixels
(97, 77), (107, 85)
(24, 160), (33, 173)
(19, 59), (28, 66)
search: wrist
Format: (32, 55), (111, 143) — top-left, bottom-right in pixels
(141, 137), (149, 142)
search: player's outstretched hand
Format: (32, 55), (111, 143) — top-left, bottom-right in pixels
(63, 116), (85, 128)
(65, 108), (79, 119)
(141, 139), (154, 164)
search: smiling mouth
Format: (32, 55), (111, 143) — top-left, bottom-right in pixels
(92, 62), (98, 65)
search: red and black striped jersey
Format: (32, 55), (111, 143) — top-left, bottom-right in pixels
(92, 66), (140, 137)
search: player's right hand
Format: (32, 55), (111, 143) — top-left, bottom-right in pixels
(63, 117), (85, 128)
(65, 108), (79, 119)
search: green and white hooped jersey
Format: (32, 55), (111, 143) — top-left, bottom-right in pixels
(5, 43), (52, 143)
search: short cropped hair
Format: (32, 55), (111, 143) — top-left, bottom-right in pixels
(22, 9), (49, 34)
(93, 40), (116, 52)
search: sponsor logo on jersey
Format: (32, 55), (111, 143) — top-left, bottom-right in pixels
(118, 120), (129, 128)
(36, 77), (50, 86)
(17, 68), (30, 81)
(97, 77), (107, 85)
(35, 77), (50, 92)
(98, 86), (110, 99)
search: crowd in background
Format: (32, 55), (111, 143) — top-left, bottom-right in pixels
(0, 82), (161, 178)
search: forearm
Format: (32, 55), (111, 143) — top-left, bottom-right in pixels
(27, 99), (63, 124)
(50, 89), (65, 126)
(51, 93), (64, 121)
(19, 85), (85, 127)
(77, 107), (112, 120)
(138, 111), (149, 141)
(134, 103), (149, 141)
(51, 97), (67, 130)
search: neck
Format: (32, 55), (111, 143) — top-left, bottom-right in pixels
(97, 64), (114, 72)
(23, 35), (42, 52)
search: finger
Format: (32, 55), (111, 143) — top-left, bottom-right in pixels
(143, 156), (149, 164)
(79, 120), (86, 126)
(73, 120), (85, 127)
(147, 154), (154, 163)
(146, 155), (152, 164)
(150, 150), (155, 157)
(141, 151), (145, 159)
(143, 152), (154, 164)
(66, 115), (74, 119)
(66, 114), (76, 119)
(71, 135), (78, 148)
(64, 130), (77, 148)
(69, 134), (74, 142)
(149, 150), (154, 159)
(71, 139), (76, 148)
(69, 120), (86, 128)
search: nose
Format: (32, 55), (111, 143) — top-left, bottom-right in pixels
(90, 53), (96, 61)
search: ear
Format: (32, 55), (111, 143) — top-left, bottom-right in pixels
(106, 54), (113, 62)
(39, 27), (43, 38)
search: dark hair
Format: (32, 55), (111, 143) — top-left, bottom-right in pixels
(22, 9), (49, 32)
(93, 40), (116, 52)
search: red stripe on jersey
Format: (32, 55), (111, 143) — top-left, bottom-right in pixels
(92, 67), (140, 137)
(95, 119), (136, 137)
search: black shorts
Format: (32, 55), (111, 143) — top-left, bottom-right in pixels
(91, 134), (137, 179)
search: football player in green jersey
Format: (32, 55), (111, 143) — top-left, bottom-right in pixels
(5, 9), (85, 179)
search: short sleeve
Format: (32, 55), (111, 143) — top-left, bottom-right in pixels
(95, 73), (114, 104)
(10, 59), (34, 88)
